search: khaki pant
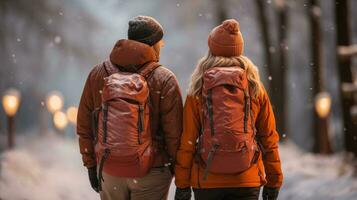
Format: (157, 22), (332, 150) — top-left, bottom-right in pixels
(100, 167), (173, 200)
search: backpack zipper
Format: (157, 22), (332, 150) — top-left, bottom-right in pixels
(102, 102), (109, 143)
(244, 90), (249, 133)
(207, 89), (215, 136)
(137, 104), (144, 144)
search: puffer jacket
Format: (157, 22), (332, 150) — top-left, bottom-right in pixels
(175, 70), (283, 189)
(77, 39), (183, 168)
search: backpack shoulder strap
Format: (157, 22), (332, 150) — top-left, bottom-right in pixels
(138, 62), (161, 79)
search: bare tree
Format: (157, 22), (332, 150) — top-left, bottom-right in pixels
(335, 0), (357, 156)
(254, 0), (288, 138)
(309, 0), (332, 154)
(215, 0), (227, 24)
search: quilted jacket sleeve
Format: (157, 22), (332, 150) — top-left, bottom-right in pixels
(77, 71), (96, 168)
(174, 95), (200, 188)
(255, 86), (283, 188)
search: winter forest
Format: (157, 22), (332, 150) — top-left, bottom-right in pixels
(1, 0), (357, 199)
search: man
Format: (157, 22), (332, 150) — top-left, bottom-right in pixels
(77, 15), (183, 200)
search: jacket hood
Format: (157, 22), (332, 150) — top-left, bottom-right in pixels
(109, 39), (158, 71)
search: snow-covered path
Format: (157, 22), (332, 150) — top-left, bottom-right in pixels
(1, 134), (356, 200)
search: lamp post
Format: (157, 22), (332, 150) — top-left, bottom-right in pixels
(2, 88), (21, 149)
(53, 111), (68, 133)
(46, 91), (63, 114)
(66, 106), (78, 125)
(45, 91), (64, 133)
(315, 92), (332, 118)
(314, 91), (332, 154)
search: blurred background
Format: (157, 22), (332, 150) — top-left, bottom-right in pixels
(0, 0), (357, 199)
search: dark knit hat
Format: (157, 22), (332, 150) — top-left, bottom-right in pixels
(128, 16), (164, 46)
(208, 19), (244, 57)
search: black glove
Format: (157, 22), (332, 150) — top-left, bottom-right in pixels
(175, 187), (191, 200)
(88, 166), (99, 193)
(262, 187), (279, 200)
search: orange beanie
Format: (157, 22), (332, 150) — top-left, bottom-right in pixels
(208, 19), (244, 57)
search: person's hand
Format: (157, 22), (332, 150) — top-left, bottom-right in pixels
(175, 187), (191, 200)
(262, 187), (279, 200)
(88, 166), (99, 193)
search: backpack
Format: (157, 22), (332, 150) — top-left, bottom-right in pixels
(93, 62), (161, 188)
(199, 58), (260, 180)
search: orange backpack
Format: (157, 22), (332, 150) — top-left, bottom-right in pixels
(93, 62), (160, 188)
(199, 58), (260, 180)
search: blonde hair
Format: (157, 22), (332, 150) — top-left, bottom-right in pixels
(187, 51), (262, 97)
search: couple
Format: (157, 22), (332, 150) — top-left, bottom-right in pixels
(77, 15), (283, 200)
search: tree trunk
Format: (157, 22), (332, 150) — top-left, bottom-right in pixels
(254, 0), (274, 89)
(254, 0), (288, 139)
(335, 0), (357, 156)
(309, 0), (332, 154)
(273, 1), (288, 138)
(216, 0), (227, 23)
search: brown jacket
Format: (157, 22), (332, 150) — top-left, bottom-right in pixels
(175, 83), (283, 188)
(77, 39), (183, 168)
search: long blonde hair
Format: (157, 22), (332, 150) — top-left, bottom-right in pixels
(187, 51), (262, 97)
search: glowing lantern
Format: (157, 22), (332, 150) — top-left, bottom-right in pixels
(315, 92), (332, 118)
(53, 111), (68, 130)
(46, 91), (64, 113)
(2, 88), (21, 117)
(2, 88), (21, 148)
(66, 106), (78, 125)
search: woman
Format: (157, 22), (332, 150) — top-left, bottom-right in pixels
(174, 19), (283, 200)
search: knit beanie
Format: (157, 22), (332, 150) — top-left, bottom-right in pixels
(208, 19), (244, 57)
(128, 15), (164, 46)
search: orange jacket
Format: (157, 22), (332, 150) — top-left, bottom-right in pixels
(175, 85), (283, 189)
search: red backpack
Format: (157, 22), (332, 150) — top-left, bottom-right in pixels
(199, 58), (260, 180)
(93, 62), (160, 187)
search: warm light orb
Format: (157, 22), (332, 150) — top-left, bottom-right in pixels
(53, 111), (68, 130)
(2, 88), (21, 117)
(66, 106), (78, 125)
(315, 92), (332, 118)
(46, 91), (64, 113)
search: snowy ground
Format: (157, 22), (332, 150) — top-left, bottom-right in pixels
(1, 133), (357, 200)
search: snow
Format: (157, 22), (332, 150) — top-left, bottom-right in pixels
(1, 135), (356, 200)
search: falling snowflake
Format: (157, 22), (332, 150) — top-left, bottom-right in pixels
(188, 141), (193, 145)
(47, 18), (53, 25)
(133, 179), (138, 184)
(268, 76), (272, 81)
(269, 46), (276, 53)
(113, 186), (117, 190)
(41, 101), (45, 106)
(176, 3), (180, 7)
(266, 0), (272, 4)
(198, 13), (203, 17)
(54, 36), (61, 44)
(16, 38), (21, 42)
(282, 134), (286, 138)
(59, 11), (63, 16)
